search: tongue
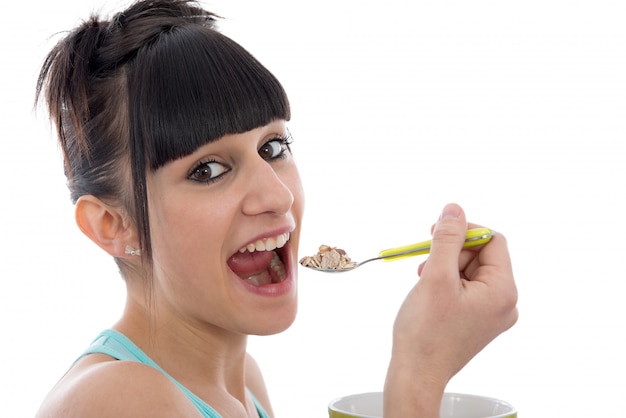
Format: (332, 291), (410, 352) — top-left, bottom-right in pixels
(228, 251), (275, 283)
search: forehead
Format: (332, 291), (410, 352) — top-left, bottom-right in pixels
(184, 119), (290, 156)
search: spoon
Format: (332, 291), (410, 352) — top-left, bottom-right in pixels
(301, 227), (494, 273)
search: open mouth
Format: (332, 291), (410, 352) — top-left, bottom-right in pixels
(227, 232), (289, 286)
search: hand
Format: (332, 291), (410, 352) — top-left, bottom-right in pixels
(383, 203), (518, 417)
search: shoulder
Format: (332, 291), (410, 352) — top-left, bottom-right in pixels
(245, 353), (274, 417)
(36, 354), (201, 418)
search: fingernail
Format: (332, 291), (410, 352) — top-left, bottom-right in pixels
(439, 203), (461, 220)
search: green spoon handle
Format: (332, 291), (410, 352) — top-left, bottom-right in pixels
(378, 227), (495, 262)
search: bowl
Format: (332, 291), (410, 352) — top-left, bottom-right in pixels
(328, 391), (516, 418)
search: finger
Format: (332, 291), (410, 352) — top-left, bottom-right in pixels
(477, 232), (514, 285)
(420, 203), (468, 284)
(458, 233), (515, 311)
(423, 220), (495, 275)
(422, 247), (487, 279)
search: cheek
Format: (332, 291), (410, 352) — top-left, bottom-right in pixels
(148, 195), (231, 263)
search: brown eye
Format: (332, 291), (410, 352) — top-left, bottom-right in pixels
(259, 139), (287, 160)
(188, 161), (229, 183)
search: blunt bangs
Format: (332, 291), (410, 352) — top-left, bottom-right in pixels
(128, 25), (291, 171)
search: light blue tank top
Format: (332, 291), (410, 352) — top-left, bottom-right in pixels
(79, 329), (270, 418)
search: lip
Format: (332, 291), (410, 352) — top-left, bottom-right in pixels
(234, 225), (295, 254)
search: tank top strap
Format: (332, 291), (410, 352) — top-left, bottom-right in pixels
(79, 329), (269, 418)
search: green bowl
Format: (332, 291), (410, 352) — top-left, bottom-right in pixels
(328, 392), (517, 418)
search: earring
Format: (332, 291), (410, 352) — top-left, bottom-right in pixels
(125, 245), (142, 256)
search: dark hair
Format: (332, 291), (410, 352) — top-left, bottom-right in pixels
(36, 0), (290, 266)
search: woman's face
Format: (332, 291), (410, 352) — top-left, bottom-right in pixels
(145, 120), (304, 336)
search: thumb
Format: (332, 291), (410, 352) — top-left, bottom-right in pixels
(421, 203), (467, 281)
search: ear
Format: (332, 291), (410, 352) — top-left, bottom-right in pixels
(75, 195), (138, 259)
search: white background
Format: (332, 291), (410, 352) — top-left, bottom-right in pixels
(1, 0), (625, 416)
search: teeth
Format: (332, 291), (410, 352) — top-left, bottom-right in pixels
(239, 232), (290, 253)
(270, 251), (286, 282)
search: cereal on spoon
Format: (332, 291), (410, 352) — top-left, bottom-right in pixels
(299, 245), (356, 270)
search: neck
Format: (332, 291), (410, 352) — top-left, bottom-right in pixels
(113, 291), (249, 400)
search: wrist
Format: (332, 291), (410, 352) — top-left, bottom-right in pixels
(383, 356), (448, 418)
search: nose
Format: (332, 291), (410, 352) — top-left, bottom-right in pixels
(241, 159), (294, 216)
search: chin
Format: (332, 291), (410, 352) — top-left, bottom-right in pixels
(247, 301), (298, 336)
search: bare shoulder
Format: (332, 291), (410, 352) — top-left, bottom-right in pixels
(36, 354), (201, 418)
(245, 353), (274, 417)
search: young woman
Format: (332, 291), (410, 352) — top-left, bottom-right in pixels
(35, 1), (518, 416)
